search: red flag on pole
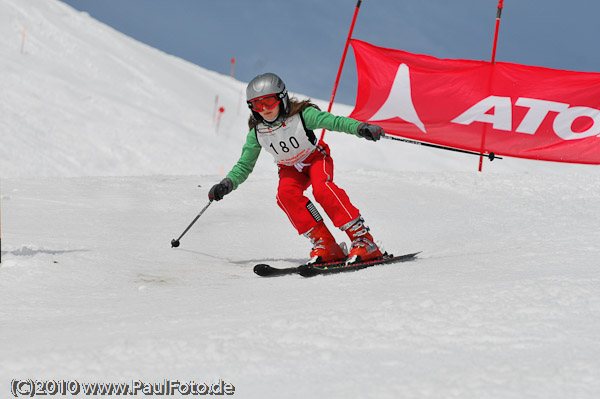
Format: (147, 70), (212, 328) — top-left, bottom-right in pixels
(349, 39), (600, 165)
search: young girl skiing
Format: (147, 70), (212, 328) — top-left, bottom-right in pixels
(209, 73), (385, 264)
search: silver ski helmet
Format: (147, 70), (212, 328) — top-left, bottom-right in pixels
(246, 73), (289, 119)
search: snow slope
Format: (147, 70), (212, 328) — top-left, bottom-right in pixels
(2, 173), (600, 398)
(1, 1), (599, 398)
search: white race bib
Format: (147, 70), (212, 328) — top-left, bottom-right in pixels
(255, 114), (317, 166)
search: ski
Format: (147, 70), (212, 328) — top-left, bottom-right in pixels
(298, 252), (421, 277)
(253, 264), (301, 277)
(253, 252), (420, 278)
(253, 257), (351, 277)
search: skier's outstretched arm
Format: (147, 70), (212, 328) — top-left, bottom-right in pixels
(208, 129), (261, 202)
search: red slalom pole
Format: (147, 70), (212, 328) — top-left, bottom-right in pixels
(478, 0), (504, 172)
(320, 0), (363, 141)
(230, 57), (236, 78)
(490, 0), (504, 64)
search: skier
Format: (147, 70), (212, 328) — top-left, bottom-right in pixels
(208, 73), (385, 264)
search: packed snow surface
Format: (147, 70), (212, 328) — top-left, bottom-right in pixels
(1, 1), (599, 398)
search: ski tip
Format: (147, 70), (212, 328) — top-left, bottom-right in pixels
(297, 264), (320, 278)
(253, 264), (272, 277)
(388, 251), (420, 257)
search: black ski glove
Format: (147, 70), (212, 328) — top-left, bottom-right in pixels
(208, 178), (233, 202)
(357, 123), (385, 141)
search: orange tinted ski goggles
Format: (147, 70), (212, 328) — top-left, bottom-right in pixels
(248, 94), (281, 112)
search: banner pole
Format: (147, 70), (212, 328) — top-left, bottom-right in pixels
(320, 0), (363, 141)
(478, 0), (504, 172)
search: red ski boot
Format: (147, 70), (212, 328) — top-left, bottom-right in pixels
(342, 216), (383, 263)
(304, 221), (346, 264)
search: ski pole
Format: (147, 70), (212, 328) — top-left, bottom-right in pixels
(383, 134), (501, 161)
(171, 200), (212, 248)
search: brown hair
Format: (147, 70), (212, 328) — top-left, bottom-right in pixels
(247, 98), (321, 130)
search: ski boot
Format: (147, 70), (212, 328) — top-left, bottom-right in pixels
(342, 216), (383, 264)
(304, 221), (346, 264)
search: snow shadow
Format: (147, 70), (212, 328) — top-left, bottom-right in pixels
(176, 248), (306, 266)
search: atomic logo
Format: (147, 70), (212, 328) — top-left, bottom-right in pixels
(368, 64), (426, 133)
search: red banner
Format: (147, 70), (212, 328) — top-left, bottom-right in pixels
(349, 39), (600, 164)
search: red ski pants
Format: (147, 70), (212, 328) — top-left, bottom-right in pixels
(276, 143), (360, 235)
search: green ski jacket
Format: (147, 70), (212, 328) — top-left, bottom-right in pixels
(226, 107), (362, 190)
